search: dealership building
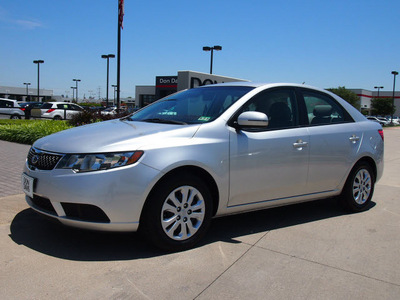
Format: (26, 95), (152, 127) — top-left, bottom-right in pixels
(349, 89), (400, 115)
(135, 70), (248, 107)
(0, 85), (53, 102)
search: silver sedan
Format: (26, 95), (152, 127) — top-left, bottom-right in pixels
(22, 83), (384, 251)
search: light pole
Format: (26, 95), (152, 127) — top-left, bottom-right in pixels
(33, 60), (44, 102)
(23, 82), (31, 101)
(73, 79), (81, 103)
(112, 84), (117, 106)
(391, 71), (398, 124)
(101, 54), (115, 107)
(374, 86), (384, 98)
(202, 45), (222, 74)
(71, 86), (76, 103)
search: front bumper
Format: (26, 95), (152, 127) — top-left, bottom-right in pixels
(22, 161), (160, 232)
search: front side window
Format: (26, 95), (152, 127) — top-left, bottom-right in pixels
(128, 86), (254, 124)
(302, 91), (351, 125)
(41, 103), (52, 109)
(235, 88), (298, 130)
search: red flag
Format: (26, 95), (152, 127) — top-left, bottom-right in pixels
(119, 0), (124, 29)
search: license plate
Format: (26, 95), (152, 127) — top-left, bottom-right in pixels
(21, 173), (35, 198)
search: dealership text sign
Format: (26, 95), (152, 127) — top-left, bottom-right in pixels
(190, 77), (222, 88)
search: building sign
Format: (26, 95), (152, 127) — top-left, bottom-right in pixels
(190, 77), (219, 88)
(155, 76), (178, 99)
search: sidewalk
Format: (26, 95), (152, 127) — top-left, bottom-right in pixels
(0, 140), (30, 197)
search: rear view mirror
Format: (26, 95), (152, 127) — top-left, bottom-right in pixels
(236, 111), (269, 128)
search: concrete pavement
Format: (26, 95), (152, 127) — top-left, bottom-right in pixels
(0, 129), (399, 299)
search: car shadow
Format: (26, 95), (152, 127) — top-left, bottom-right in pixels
(9, 198), (375, 261)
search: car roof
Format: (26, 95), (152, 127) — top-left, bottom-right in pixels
(200, 82), (328, 92)
(0, 98), (18, 102)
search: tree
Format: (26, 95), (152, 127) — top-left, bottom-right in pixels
(327, 86), (360, 110)
(370, 98), (395, 116)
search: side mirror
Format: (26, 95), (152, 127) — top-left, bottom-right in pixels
(236, 111), (269, 128)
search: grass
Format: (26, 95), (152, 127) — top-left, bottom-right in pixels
(0, 119), (73, 145)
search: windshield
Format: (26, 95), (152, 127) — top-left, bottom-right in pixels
(127, 86), (254, 124)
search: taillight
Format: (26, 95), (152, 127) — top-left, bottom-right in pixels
(378, 129), (384, 141)
(46, 109), (56, 113)
(20, 108), (26, 111)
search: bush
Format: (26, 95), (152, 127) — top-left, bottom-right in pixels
(67, 110), (131, 127)
(0, 120), (73, 145)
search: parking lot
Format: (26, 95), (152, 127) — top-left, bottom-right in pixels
(0, 128), (399, 299)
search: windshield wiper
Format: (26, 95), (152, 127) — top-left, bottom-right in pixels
(141, 118), (187, 125)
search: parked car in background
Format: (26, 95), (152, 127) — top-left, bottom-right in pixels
(0, 98), (24, 119)
(385, 116), (400, 125)
(18, 102), (43, 119)
(367, 116), (388, 126)
(101, 107), (127, 116)
(22, 83), (384, 251)
(377, 117), (390, 126)
(31, 102), (84, 120)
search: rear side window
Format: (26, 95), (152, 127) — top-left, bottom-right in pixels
(57, 104), (69, 109)
(301, 91), (351, 125)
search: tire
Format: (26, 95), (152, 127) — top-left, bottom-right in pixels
(10, 115), (21, 119)
(340, 162), (375, 212)
(53, 115), (62, 120)
(141, 173), (213, 252)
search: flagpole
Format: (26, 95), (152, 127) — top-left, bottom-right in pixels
(117, 0), (123, 110)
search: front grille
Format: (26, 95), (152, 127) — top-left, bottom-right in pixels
(27, 147), (63, 170)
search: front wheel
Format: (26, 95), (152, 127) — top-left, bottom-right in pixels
(340, 162), (375, 212)
(141, 173), (213, 251)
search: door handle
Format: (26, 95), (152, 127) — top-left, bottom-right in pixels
(349, 135), (360, 143)
(293, 140), (308, 150)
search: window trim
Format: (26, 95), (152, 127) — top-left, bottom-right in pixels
(228, 87), (300, 132)
(295, 87), (355, 127)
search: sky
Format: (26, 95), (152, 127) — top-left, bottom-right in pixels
(1, 0), (400, 99)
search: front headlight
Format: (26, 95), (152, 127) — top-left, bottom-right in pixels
(56, 151), (144, 173)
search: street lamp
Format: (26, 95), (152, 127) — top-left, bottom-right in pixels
(73, 79), (81, 103)
(202, 45), (222, 74)
(33, 60), (44, 102)
(112, 84), (117, 106)
(391, 71), (398, 124)
(23, 82), (31, 101)
(70, 86), (76, 103)
(101, 54), (115, 107)
(374, 86), (384, 98)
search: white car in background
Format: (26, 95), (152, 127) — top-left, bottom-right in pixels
(367, 116), (388, 126)
(0, 98), (25, 119)
(31, 102), (83, 120)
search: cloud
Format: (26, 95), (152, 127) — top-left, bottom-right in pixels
(0, 6), (43, 30)
(14, 19), (43, 30)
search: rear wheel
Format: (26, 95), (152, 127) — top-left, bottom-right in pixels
(141, 173), (213, 251)
(10, 115), (21, 119)
(340, 162), (375, 212)
(53, 115), (62, 120)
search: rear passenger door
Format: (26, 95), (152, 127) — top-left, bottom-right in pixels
(299, 89), (362, 193)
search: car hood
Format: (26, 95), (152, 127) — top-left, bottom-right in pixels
(33, 119), (201, 153)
